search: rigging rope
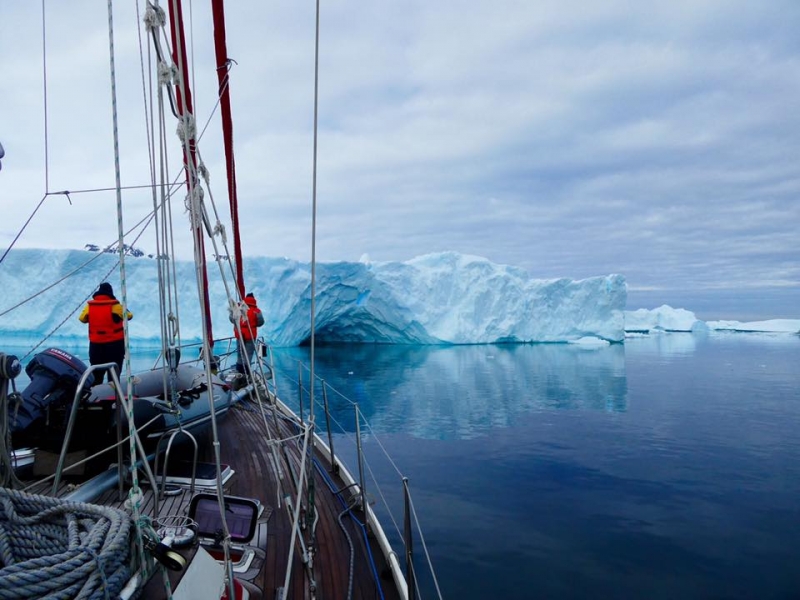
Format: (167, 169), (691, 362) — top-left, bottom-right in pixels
(161, 3), (237, 597)
(273, 358), (443, 599)
(0, 194), (67, 266)
(303, 0), (323, 583)
(166, 0), (215, 348)
(105, 0), (151, 584)
(281, 422), (313, 594)
(2, 212), (157, 363)
(40, 0), (50, 194)
(141, 0), (184, 412)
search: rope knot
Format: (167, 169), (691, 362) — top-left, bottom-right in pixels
(228, 299), (246, 321)
(176, 115), (197, 143)
(184, 186), (205, 228)
(124, 488), (144, 512)
(144, 4), (167, 30)
(158, 61), (177, 86)
(213, 222), (227, 244)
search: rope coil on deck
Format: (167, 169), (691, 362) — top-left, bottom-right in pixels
(0, 488), (133, 599)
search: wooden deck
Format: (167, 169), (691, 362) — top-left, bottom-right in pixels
(210, 398), (402, 600)
(21, 394), (403, 599)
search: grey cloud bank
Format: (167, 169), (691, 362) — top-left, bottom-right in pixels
(1, 1), (798, 323)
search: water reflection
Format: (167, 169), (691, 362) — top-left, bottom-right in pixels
(625, 332), (698, 356)
(0, 338), (628, 440)
(271, 342), (628, 440)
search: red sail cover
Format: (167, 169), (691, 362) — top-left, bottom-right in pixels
(212, 0), (246, 299)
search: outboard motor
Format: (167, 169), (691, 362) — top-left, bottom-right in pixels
(10, 348), (94, 434)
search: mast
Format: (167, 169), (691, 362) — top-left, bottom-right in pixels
(211, 0), (245, 299)
(166, 0), (215, 344)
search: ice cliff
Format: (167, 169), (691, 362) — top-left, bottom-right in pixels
(0, 249), (627, 346)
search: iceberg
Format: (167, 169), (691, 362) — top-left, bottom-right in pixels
(705, 319), (800, 333)
(624, 305), (800, 335)
(624, 305), (705, 333)
(0, 249), (627, 346)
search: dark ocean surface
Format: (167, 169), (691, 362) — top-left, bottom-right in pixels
(3, 332), (799, 599)
(268, 333), (800, 600)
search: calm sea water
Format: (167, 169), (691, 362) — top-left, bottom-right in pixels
(3, 333), (799, 599)
(269, 333), (800, 600)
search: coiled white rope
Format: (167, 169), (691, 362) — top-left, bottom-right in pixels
(0, 488), (133, 600)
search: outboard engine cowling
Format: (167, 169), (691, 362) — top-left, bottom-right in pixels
(11, 348), (94, 433)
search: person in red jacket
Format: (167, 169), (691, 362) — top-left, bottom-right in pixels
(78, 282), (133, 383)
(230, 292), (264, 375)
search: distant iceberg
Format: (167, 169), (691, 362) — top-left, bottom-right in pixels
(625, 305), (800, 335)
(0, 249), (627, 347)
(624, 305), (705, 333)
(705, 319), (800, 333)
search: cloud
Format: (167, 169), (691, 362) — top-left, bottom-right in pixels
(1, 0), (798, 318)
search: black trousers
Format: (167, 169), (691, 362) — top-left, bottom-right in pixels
(88, 339), (125, 384)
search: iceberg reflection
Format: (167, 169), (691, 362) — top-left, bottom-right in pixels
(273, 342), (628, 440)
(625, 332), (698, 356)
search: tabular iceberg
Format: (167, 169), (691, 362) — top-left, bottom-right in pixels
(623, 305), (800, 334)
(0, 249), (627, 346)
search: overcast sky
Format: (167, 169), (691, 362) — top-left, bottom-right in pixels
(1, 1), (798, 320)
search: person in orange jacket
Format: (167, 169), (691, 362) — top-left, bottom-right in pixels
(78, 282), (133, 383)
(230, 292), (264, 375)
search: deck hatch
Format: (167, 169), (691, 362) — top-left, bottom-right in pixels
(188, 493), (259, 544)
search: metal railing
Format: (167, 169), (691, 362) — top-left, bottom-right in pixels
(265, 349), (443, 600)
(52, 362), (161, 510)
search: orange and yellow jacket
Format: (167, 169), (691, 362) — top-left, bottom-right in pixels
(78, 293), (133, 343)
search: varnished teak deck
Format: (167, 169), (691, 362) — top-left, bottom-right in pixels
(211, 401), (401, 599)
(29, 397), (403, 599)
